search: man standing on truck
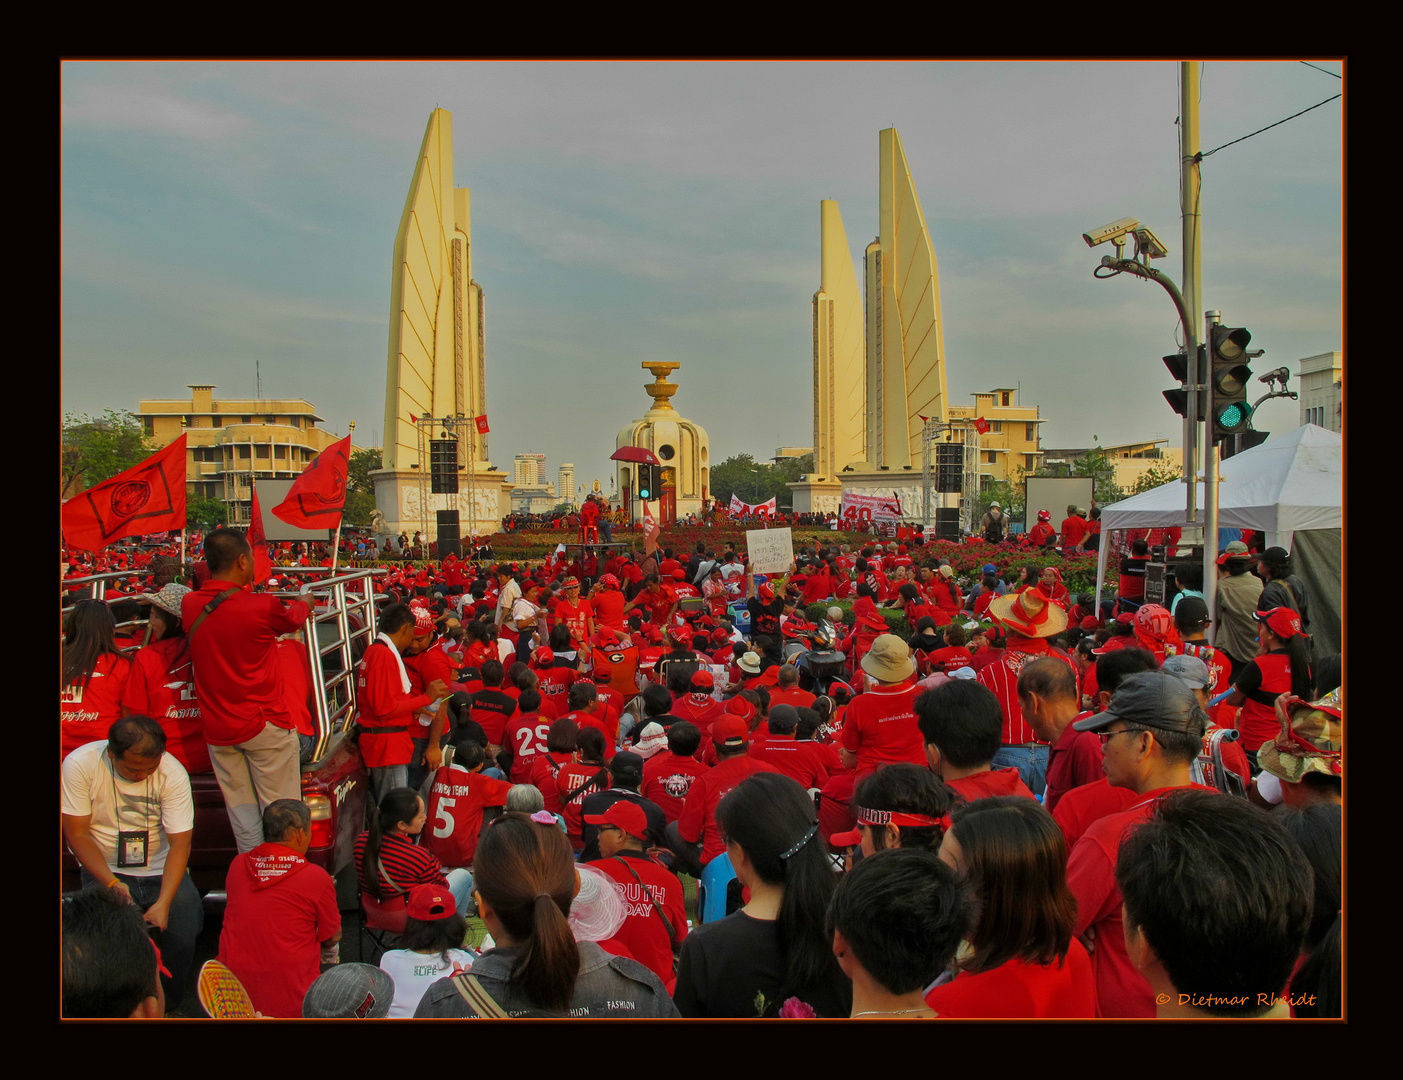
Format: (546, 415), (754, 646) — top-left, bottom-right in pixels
(357, 603), (449, 806)
(181, 528), (310, 854)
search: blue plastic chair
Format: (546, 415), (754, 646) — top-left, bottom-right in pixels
(697, 851), (736, 924)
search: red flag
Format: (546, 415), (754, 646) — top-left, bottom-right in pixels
(918, 414), (930, 423)
(474, 414), (490, 435)
(409, 413), (418, 423)
(273, 434), (352, 530)
(248, 486), (272, 586)
(62, 436), (187, 553)
(974, 416), (990, 435)
(642, 501), (660, 555)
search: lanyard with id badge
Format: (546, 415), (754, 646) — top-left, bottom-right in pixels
(109, 754), (153, 869)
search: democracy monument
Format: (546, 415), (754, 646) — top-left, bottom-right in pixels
(615, 361), (711, 526)
(371, 108), (512, 541)
(790, 128), (954, 518)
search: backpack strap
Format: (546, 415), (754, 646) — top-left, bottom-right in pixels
(611, 855), (675, 942)
(187, 587), (241, 639)
(450, 972), (512, 1018)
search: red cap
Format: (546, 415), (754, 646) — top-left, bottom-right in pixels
(758, 582), (775, 601)
(1254, 607), (1303, 639)
(691, 670), (715, 688)
(533, 646), (554, 666)
(712, 715), (749, 746)
(1079, 616), (1100, 631)
(672, 568), (687, 580)
(407, 883), (456, 921)
(830, 828), (861, 848)
(412, 607), (435, 634)
(583, 801), (649, 839)
(599, 574), (620, 588)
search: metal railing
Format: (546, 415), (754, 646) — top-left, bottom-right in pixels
(61, 571), (156, 642)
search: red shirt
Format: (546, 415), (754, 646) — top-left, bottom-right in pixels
(944, 767), (1036, 803)
(1052, 778), (1140, 853)
(1043, 721), (1105, 812)
(554, 598), (594, 647)
(671, 694), (724, 737)
(121, 638), (212, 774)
(642, 751), (711, 823)
(925, 940), (1096, 1018)
(218, 843), (340, 1018)
(504, 713), (551, 783)
(1060, 516), (1089, 548)
(63, 652), (132, 760)
(751, 734), (838, 789)
(592, 853), (689, 994)
(976, 648), (1074, 747)
(767, 686), (817, 711)
(1233, 650), (1293, 753)
(1067, 783), (1217, 1017)
(557, 761), (612, 843)
(355, 640), (432, 767)
(840, 683), (925, 778)
(928, 646), (973, 670)
(592, 589), (627, 631)
(424, 764), (514, 868)
(273, 639), (316, 740)
(181, 580), (311, 745)
(678, 753), (780, 864)
(528, 752), (572, 814)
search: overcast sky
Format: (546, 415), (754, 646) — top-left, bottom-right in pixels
(62, 60), (1342, 495)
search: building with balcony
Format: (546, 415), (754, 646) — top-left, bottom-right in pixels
(135, 384), (341, 525)
(1298, 351), (1342, 433)
(1041, 438), (1183, 492)
(946, 388), (1045, 488)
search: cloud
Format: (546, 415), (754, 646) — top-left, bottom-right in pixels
(62, 79), (252, 141)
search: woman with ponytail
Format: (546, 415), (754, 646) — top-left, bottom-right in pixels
(673, 772), (852, 1017)
(413, 812), (678, 1017)
(1223, 607), (1314, 755)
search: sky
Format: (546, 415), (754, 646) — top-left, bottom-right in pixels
(62, 60), (1343, 497)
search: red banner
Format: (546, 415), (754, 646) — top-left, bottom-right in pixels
(61, 436), (187, 553)
(475, 414), (490, 434)
(729, 494), (776, 517)
(974, 416), (990, 435)
(273, 434), (351, 530)
(248, 486), (272, 586)
(642, 501), (660, 555)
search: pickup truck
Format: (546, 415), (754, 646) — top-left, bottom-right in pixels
(62, 568), (382, 908)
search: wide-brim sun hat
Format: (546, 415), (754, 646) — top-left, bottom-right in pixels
(987, 588), (1068, 639)
(860, 634), (915, 683)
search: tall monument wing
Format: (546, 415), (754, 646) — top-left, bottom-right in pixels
(813, 200), (866, 478)
(383, 108), (488, 472)
(867, 128), (950, 469)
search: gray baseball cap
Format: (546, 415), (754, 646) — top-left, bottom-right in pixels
(1161, 653), (1212, 691)
(1073, 671), (1208, 736)
(302, 963), (394, 1018)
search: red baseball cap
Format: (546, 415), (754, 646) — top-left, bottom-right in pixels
(712, 715), (749, 747)
(1254, 607), (1303, 639)
(412, 607), (436, 634)
(583, 801), (649, 840)
(691, 670), (715, 688)
(407, 883), (456, 921)
(533, 647), (555, 666)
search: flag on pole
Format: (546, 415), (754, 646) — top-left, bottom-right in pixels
(474, 415), (490, 434)
(248, 486), (272, 586)
(409, 414), (418, 423)
(61, 436), (188, 553)
(642, 501), (660, 555)
(974, 416), (990, 434)
(272, 434), (352, 530)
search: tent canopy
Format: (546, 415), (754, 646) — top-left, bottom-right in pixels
(1098, 424), (1341, 547)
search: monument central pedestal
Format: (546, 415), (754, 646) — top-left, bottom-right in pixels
(371, 468), (513, 541)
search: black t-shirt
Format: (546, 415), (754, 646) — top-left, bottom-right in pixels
(747, 596), (784, 637)
(673, 911), (852, 1018)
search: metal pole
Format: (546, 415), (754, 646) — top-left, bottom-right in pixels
(1181, 61), (1203, 527)
(1204, 310), (1221, 629)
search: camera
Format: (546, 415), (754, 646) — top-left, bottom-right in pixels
(1082, 217), (1141, 248)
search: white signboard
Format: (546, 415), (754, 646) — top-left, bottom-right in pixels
(746, 526), (794, 574)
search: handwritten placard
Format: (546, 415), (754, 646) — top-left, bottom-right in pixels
(746, 527), (794, 575)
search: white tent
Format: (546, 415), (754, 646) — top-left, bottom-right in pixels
(1095, 425), (1342, 655)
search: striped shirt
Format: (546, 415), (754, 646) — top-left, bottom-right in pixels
(976, 649), (1077, 747)
(354, 831), (447, 899)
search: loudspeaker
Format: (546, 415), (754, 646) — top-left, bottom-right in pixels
(430, 439), (459, 494)
(934, 508), (961, 542)
(935, 444), (963, 493)
(436, 510), (461, 559)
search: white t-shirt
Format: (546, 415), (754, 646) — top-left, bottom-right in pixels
(496, 579), (522, 624)
(379, 948), (475, 1018)
(60, 740), (194, 878)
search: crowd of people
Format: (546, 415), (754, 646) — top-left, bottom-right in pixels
(62, 521), (1341, 1019)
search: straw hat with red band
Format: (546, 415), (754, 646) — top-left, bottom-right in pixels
(1256, 687), (1342, 783)
(987, 588), (1067, 639)
(560, 577), (580, 591)
(1254, 607), (1304, 640)
(830, 807), (953, 848)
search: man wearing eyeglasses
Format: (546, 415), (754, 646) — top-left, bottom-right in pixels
(1063, 672), (1217, 1019)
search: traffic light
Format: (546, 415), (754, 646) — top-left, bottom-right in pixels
(637, 464), (656, 500)
(1209, 325), (1255, 442)
(1161, 348), (1207, 419)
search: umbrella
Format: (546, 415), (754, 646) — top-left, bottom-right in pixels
(609, 446), (661, 465)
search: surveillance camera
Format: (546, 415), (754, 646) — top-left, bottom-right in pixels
(1082, 218), (1141, 248)
(1133, 227), (1169, 259)
(1258, 367), (1290, 384)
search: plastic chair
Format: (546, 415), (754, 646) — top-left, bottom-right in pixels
(359, 891), (409, 959)
(696, 851), (737, 924)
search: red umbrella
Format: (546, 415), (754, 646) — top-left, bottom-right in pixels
(609, 446), (661, 465)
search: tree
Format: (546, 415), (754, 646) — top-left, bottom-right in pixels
(61, 410), (152, 497)
(1130, 463), (1183, 495)
(708, 453), (813, 509)
(342, 446), (382, 528)
(976, 469), (1026, 523)
(186, 491), (228, 527)
(1072, 447), (1125, 507)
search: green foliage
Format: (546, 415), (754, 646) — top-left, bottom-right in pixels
(62, 410), (152, 496)
(348, 447), (382, 494)
(551, 502), (573, 516)
(186, 491), (228, 527)
(976, 469), (1026, 522)
(1130, 463), (1183, 495)
(709, 453), (813, 509)
(1072, 448), (1125, 506)
(343, 489), (376, 527)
